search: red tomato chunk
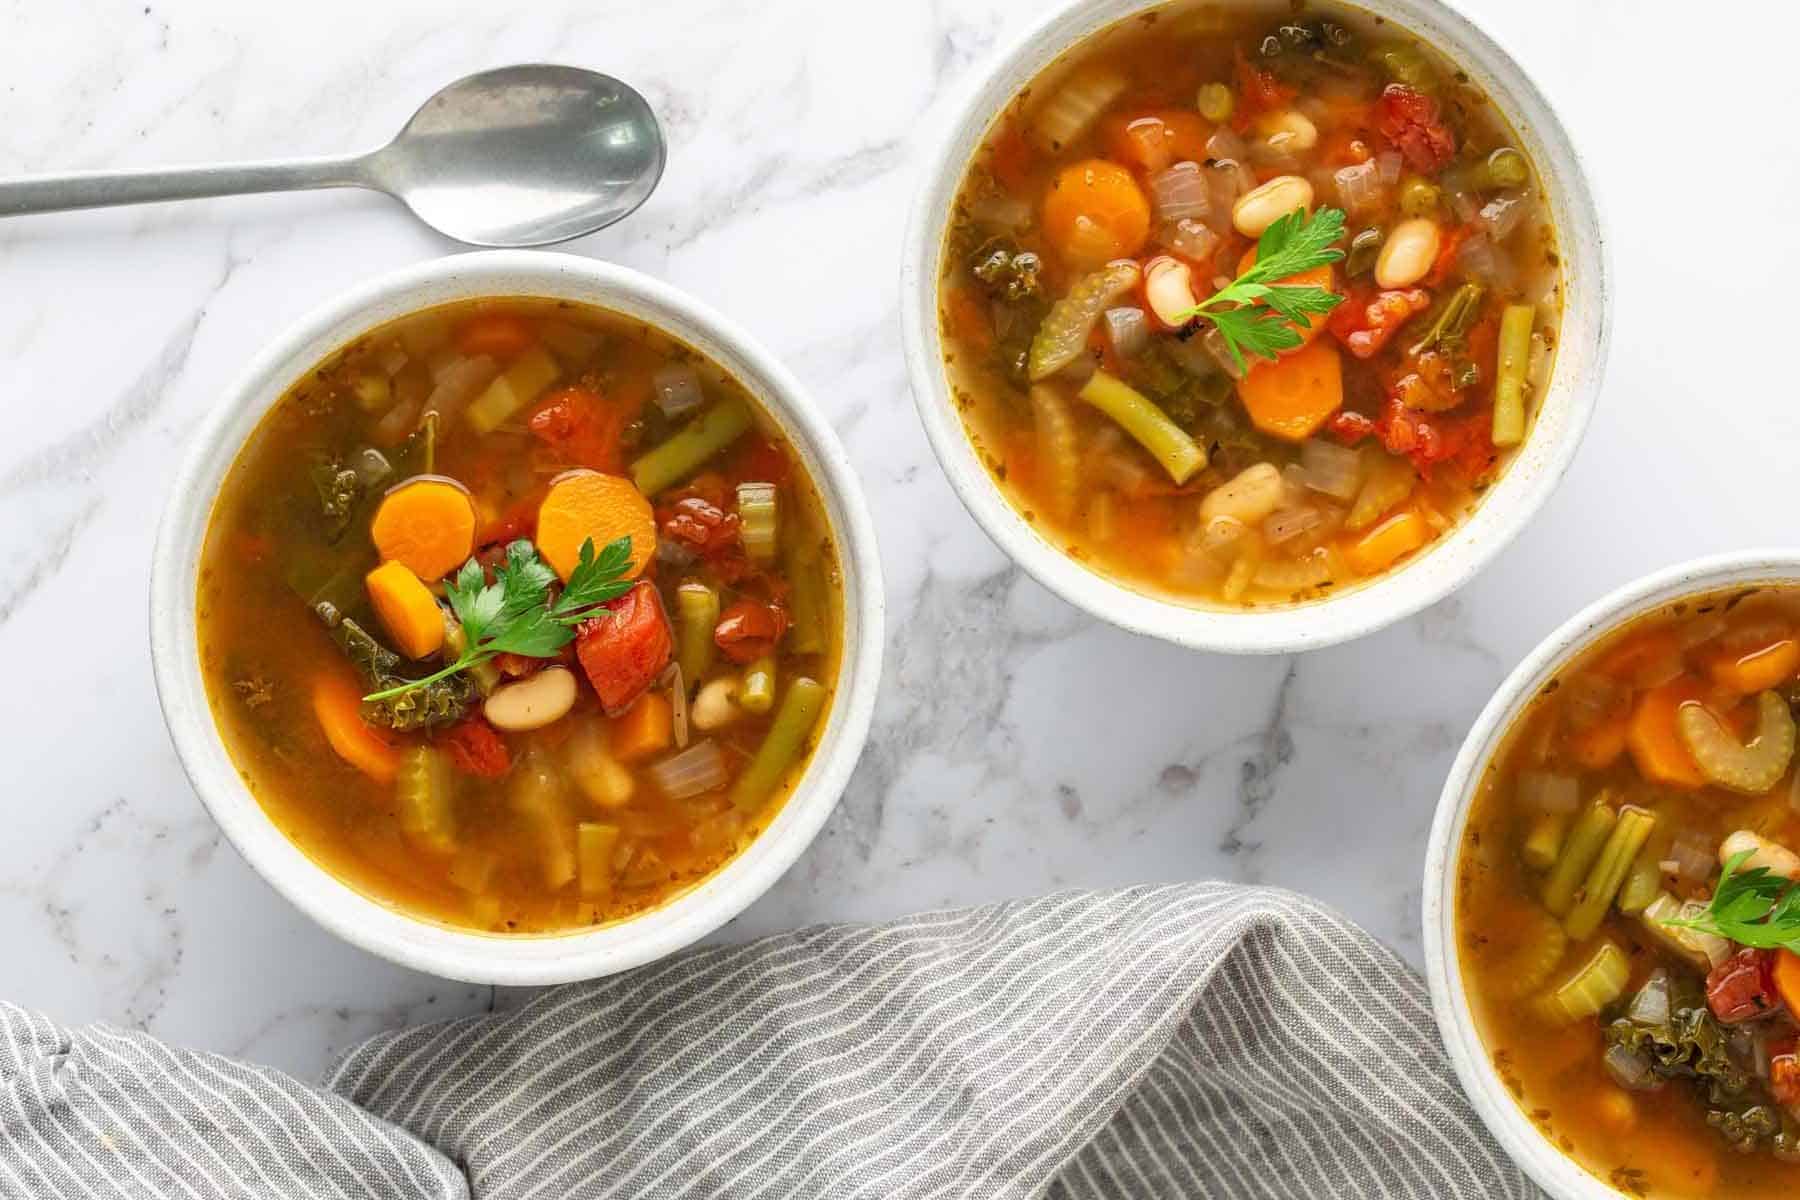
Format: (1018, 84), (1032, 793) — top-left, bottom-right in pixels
(576, 582), (674, 716)
(1376, 84), (1456, 174)
(1707, 949), (1784, 1025)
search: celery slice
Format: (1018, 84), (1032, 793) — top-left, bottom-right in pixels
(1677, 690), (1796, 794)
(739, 657), (776, 715)
(1564, 806), (1656, 940)
(1543, 799), (1615, 916)
(675, 582), (721, 688)
(396, 745), (456, 854)
(577, 822), (621, 900)
(1521, 812), (1567, 872)
(465, 346), (559, 434)
(1535, 941), (1629, 1024)
(631, 398), (752, 496)
(737, 482), (778, 562)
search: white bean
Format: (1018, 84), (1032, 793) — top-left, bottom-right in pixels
(1143, 257), (1199, 328)
(1257, 110), (1318, 153)
(484, 666), (577, 732)
(1375, 217), (1442, 289)
(1199, 463), (1284, 527)
(690, 677), (741, 731)
(1720, 829), (1800, 881)
(1231, 175), (1313, 238)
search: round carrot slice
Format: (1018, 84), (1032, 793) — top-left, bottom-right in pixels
(371, 476), (477, 581)
(536, 470), (656, 581)
(1041, 159), (1151, 268)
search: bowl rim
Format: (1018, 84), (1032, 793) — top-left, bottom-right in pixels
(899, 0), (1611, 654)
(1422, 549), (1800, 1199)
(148, 250), (885, 985)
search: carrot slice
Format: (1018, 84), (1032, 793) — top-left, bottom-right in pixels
(535, 470), (656, 582)
(1707, 638), (1800, 694)
(311, 672), (400, 783)
(366, 560), (446, 660)
(1235, 248), (1334, 349)
(1775, 949), (1800, 1015)
(371, 477), (477, 581)
(1626, 678), (1708, 789)
(453, 312), (536, 360)
(1236, 338), (1344, 441)
(1564, 711), (1628, 770)
(611, 691), (672, 764)
(1041, 159), (1151, 268)
(1343, 509), (1428, 575)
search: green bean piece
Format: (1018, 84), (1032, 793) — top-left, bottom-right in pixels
(1521, 812), (1567, 872)
(1490, 304), (1535, 448)
(577, 822), (621, 900)
(1077, 370), (1206, 484)
(1398, 176), (1440, 217)
(1195, 81), (1234, 122)
(1564, 807), (1656, 940)
(739, 657), (776, 715)
(1543, 799), (1616, 917)
(737, 481), (778, 561)
(396, 745), (456, 854)
(782, 535), (828, 656)
(675, 582), (720, 688)
(630, 397), (753, 496)
(1484, 147), (1529, 189)
(731, 676), (827, 813)
(1345, 228), (1383, 277)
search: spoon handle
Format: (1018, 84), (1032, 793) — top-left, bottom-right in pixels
(0, 154), (372, 217)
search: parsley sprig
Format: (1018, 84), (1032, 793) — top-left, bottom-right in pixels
(363, 535), (633, 704)
(1174, 206), (1347, 373)
(1666, 850), (1800, 953)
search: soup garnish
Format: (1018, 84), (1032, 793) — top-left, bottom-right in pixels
(199, 300), (841, 934)
(939, 4), (1561, 608)
(1458, 588), (1800, 1197)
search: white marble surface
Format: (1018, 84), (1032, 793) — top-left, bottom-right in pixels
(2, 0), (1794, 1081)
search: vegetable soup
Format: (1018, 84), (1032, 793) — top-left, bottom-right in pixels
(198, 299), (842, 934)
(1458, 587), (1800, 1196)
(939, 2), (1561, 607)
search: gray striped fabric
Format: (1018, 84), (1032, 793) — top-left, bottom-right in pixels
(0, 884), (1534, 1198)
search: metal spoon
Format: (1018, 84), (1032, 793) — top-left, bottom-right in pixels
(0, 65), (666, 247)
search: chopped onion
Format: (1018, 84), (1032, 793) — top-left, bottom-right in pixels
(1456, 233), (1519, 292)
(647, 740), (729, 800)
(1630, 647), (1685, 690)
(423, 355), (499, 425)
(1675, 611), (1729, 651)
(1157, 218), (1220, 265)
(1333, 160), (1385, 218)
(1476, 190), (1530, 241)
(1602, 1043), (1661, 1092)
(1163, 335), (1219, 378)
(1449, 189), (1481, 224)
(1627, 970), (1671, 1028)
(1663, 830), (1716, 883)
(1527, 332), (1551, 391)
(656, 538), (697, 568)
(1264, 506), (1322, 545)
(967, 192), (1032, 231)
(1103, 306), (1150, 357)
(351, 447), (394, 488)
(1559, 673), (1625, 732)
(1204, 160), (1254, 233)
(653, 365), (706, 419)
(1199, 515), (1248, 557)
(1375, 151), (1403, 186)
(1205, 128), (1247, 161)
(377, 345), (410, 376)
(1298, 439), (1362, 501)
(1149, 161), (1210, 223)
(1200, 325), (1245, 379)
(1516, 770), (1579, 814)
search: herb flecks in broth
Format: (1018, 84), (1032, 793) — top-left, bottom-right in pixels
(939, 4), (1563, 608)
(199, 299), (843, 935)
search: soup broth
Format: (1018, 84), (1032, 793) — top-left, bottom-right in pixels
(1459, 587), (1800, 1197)
(939, 1), (1561, 608)
(199, 299), (841, 934)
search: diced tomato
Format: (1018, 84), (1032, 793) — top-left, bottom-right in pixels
(1371, 396), (1496, 483)
(1319, 130), (1374, 168)
(527, 386), (623, 473)
(1706, 948), (1783, 1025)
(575, 581), (673, 716)
(439, 718), (511, 779)
(454, 313), (537, 360)
(659, 493), (742, 557)
(1233, 50), (1296, 124)
(1328, 287), (1433, 359)
(726, 434), (792, 488)
(1770, 1037), (1800, 1108)
(1375, 84), (1456, 175)
(1328, 410), (1377, 445)
(714, 599), (788, 665)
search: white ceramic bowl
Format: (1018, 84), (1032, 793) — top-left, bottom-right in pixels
(150, 251), (884, 985)
(1424, 551), (1800, 1198)
(901, 0), (1609, 654)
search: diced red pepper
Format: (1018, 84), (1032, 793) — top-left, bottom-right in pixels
(714, 599), (788, 665)
(1328, 287), (1433, 359)
(439, 717), (511, 779)
(527, 386), (624, 473)
(575, 581), (673, 717)
(1375, 84), (1456, 175)
(1707, 948), (1783, 1025)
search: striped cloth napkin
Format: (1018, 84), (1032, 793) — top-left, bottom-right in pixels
(0, 884), (1532, 1198)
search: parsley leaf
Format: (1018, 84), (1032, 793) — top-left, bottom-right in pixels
(1173, 206), (1348, 374)
(363, 535), (635, 704)
(1665, 851), (1800, 953)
